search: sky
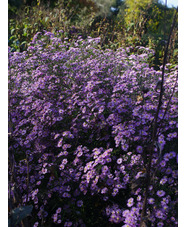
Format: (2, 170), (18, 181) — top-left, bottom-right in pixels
(160, 0), (178, 8)
(167, 0), (178, 7)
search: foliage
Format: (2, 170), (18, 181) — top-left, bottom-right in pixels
(121, 0), (152, 32)
(92, 0), (116, 16)
(8, 205), (33, 227)
(115, 0), (178, 67)
(9, 31), (178, 226)
(8, 0), (98, 52)
(8, 0), (177, 68)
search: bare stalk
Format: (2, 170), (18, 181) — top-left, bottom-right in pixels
(26, 152), (30, 203)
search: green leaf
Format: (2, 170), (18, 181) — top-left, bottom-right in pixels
(23, 27), (27, 34)
(45, 17), (49, 23)
(21, 41), (27, 45)
(8, 205), (33, 227)
(9, 35), (16, 41)
(10, 29), (15, 35)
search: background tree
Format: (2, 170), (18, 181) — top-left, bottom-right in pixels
(8, 0), (177, 66)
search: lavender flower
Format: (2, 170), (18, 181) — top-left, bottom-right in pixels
(127, 198), (134, 207)
(77, 200), (83, 207)
(136, 146), (143, 154)
(157, 190), (166, 197)
(8, 31), (178, 227)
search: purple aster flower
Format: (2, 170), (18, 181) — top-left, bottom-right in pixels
(41, 168), (47, 174)
(63, 143), (71, 150)
(127, 198), (134, 207)
(77, 200), (83, 207)
(120, 165), (125, 171)
(160, 177), (168, 185)
(161, 197), (169, 205)
(98, 105), (105, 113)
(64, 221), (73, 227)
(106, 157), (111, 163)
(167, 132), (177, 139)
(93, 148), (101, 157)
(59, 164), (65, 170)
(112, 188), (119, 196)
(103, 196), (108, 201)
(123, 174), (130, 182)
(137, 202), (143, 209)
(148, 198), (155, 204)
(106, 178), (114, 186)
(101, 187), (108, 194)
(134, 136), (140, 141)
(106, 207), (111, 215)
(62, 192), (71, 198)
(155, 210), (164, 219)
(63, 151), (68, 156)
(63, 131), (74, 138)
(102, 165), (109, 174)
(77, 151), (83, 157)
(56, 207), (62, 213)
(48, 193), (51, 198)
(121, 143), (129, 151)
(166, 167), (172, 174)
(21, 129), (27, 135)
(117, 158), (123, 164)
(59, 108), (64, 114)
(62, 159), (68, 165)
(169, 151), (176, 159)
(57, 220), (62, 224)
(115, 209), (121, 216)
(131, 206), (139, 215)
(160, 160), (166, 167)
(162, 205), (169, 212)
(163, 153), (170, 161)
(57, 138), (63, 147)
(172, 170), (178, 178)
(137, 195), (141, 201)
(171, 216), (176, 222)
(109, 212), (116, 222)
(136, 146), (143, 154)
(53, 213), (58, 222)
(168, 177), (174, 184)
(33, 222), (39, 227)
(157, 190), (166, 197)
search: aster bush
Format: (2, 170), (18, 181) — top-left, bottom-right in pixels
(8, 30), (178, 226)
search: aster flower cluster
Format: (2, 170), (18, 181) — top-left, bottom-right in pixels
(8, 30), (178, 226)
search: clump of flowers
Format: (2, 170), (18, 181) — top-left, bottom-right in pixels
(8, 30), (178, 226)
